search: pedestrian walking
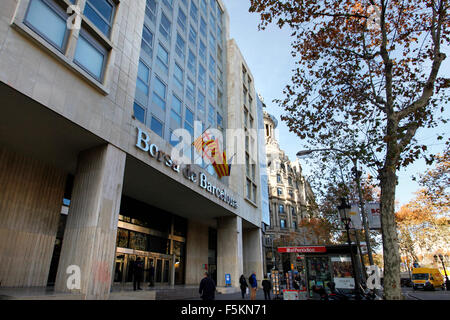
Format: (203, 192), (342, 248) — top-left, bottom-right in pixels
(262, 276), (271, 300)
(239, 274), (248, 299)
(249, 271), (257, 300)
(199, 272), (216, 300)
(133, 257), (144, 291)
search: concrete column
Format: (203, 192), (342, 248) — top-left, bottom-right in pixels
(185, 220), (209, 285)
(0, 148), (66, 287)
(243, 227), (264, 286)
(217, 216), (243, 288)
(54, 144), (126, 299)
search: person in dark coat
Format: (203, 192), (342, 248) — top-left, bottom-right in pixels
(199, 272), (216, 300)
(239, 274), (248, 299)
(133, 257), (144, 291)
(262, 276), (272, 300)
(249, 272), (258, 300)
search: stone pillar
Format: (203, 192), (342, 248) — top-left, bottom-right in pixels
(217, 216), (243, 288)
(54, 144), (126, 299)
(0, 148), (66, 287)
(185, 220), (208, 285)
(243, 227), (264, 286)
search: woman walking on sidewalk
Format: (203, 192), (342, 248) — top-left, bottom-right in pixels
(239, 274), (248, 299)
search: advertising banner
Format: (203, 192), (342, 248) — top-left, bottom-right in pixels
(348, 204), (362, 229)
(364, 203), (381, 229)
(331, 256), (355, 289)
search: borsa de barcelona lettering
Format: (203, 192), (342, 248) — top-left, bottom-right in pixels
(135, 127), (238, 209)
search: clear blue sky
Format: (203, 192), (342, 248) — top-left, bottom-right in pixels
(223, 0), (449, 207)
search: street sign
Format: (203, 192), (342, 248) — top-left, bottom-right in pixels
(278, 246), (327, 253)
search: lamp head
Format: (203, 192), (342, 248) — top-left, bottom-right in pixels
(337, 198), (351, 221)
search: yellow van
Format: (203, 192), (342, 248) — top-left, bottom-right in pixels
(412, 268), (444, 290)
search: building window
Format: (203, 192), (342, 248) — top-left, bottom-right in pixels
(190, 2), (199, 23)
(252, 184), (257, 203)
(209, 32), (216, 56)
(209, 9), (216, 28)
(74, 30), (107, 81)
(152, 77), (167, 110)
(291, 207), (296, 216)
(159, 13), (171, 40)
(141, 25), (154, 58)
(185, 107), (194, 137)
(198, 64), (206, 89)
(188, 50), (196, 75)
(83, 0), (115, 37)
(200, 17), (207, 38)
(208, 104), (215, 127)
(217, 113), (223, 128)
(245, 153), (250, 176)
(197, 90), (206, 117)
(277, 174), (282, 183)
(277, 188), (283, 196)
(217, 25), (222, 43)
(289, 189), (294, 198)
(175, 33), (186, 61)
(151, 116), (163, 137)
(199, 40), (207, 63)
(162, 0), (174, 11)
(145, 0), (157, 23)
(280, 219), (286, 229)
(201, 0), (207, 16)
(216, 4), (223, 24)
(246, 179), (252, 199)
(209, 54), (216, 77)
(24, 0), (69, 52)
(279, 204), (285, 214)
(208, 77), (216, 100)
(137, 60), (150, 95)
(171, 95), (182, 127)
(288, 177), (293, 186)
(186, 77), (195, 103)
(243, 109), (248, 128)
(292, 221), (297, 230)
(173, 63), (184, 92)
(133, 102), (146, 124)
(189, 25), (197, 48)
(156, 43), (169, 74)
(177, 8), (187, 32)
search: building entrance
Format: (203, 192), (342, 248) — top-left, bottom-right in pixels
(114, 251), (173, 285)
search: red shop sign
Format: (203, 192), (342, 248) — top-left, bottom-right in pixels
(277, 246), (327, 253)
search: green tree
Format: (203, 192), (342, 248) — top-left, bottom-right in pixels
(249, 0), (449, 299)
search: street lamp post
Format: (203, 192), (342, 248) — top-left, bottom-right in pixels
(434, 254), (450, 290)
(338, 197), (361, 300)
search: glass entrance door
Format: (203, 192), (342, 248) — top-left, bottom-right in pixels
(114, 254), (125, 283)
(154, 258), (170, 284)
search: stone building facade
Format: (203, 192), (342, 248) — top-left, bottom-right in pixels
(262, 109), (318, 272)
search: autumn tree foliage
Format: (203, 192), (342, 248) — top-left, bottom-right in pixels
(249, 0), (449, 299)
(298, 217), (334, 244)
(397, 145), (450, 266)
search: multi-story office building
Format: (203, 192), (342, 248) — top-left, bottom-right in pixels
(0, 0), (265, 299)
(262, 110), (318, 272)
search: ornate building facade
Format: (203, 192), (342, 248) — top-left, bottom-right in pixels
(262, 109), (318, 273)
